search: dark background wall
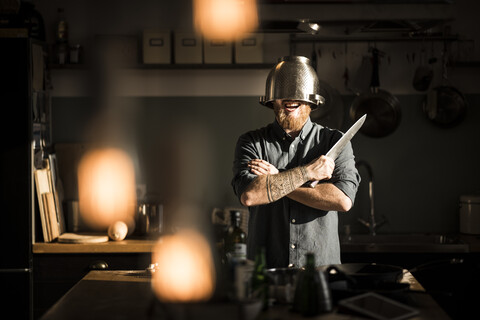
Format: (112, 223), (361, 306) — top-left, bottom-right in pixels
(51, 94), (480, 234)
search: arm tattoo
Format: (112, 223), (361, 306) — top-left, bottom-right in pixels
(266, 167), (308, 203)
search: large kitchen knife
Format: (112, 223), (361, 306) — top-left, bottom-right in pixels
(308, 114), (367, 188)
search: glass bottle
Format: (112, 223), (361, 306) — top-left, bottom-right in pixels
(55, 8), (68, 64)
(251, 246), (269, 310)
(225, 211), (247, 263)
(293, 253), (332, 316)
(56, 8), (68, 44)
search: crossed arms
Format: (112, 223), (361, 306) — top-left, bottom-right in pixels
(240, 156), (353, 212)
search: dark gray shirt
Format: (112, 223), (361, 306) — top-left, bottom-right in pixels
(231, 118), (360, 268)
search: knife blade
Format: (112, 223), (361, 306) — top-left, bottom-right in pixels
(308, 114), (366, 188)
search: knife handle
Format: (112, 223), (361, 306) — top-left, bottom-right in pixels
(308, 180), (319, 188)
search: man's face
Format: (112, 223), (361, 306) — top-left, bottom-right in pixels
(273, 99), (311, 132)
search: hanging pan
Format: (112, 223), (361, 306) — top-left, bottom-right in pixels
(422, 42), (467, 128)
(350, 48), (401, 138)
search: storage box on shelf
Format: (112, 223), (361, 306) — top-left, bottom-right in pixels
(204, 38), (232, 64)
(234, 33), (264, 64)
(142, 29), (171, 64)
(174, 32), (203, 64)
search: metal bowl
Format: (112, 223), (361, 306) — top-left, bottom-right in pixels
(260, 56), (324, 109)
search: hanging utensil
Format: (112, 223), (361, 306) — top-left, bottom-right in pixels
(350, 48), (401, 138)
(422, 40), (467, 128)
(412, 39), (434, 92)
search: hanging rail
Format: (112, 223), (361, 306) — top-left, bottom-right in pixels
(289, 33), (461, 43)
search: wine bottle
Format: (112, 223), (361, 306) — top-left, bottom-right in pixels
(225, 211), (247, 263)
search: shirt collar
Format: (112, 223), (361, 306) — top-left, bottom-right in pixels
(299, 118), (313, 141)
(272, 117), (314, 142)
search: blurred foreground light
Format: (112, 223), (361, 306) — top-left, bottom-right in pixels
(151, 229), (216, 302)
(193, 0), (258, 41)
(77, 148), (136, 230)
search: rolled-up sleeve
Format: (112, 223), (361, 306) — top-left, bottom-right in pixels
(231, 133), (259, 202)
(329, 140), (361, 205)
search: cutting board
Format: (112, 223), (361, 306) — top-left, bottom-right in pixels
(58, 233), (109, 244)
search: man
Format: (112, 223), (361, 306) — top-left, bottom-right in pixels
(231, 56), (360, 268)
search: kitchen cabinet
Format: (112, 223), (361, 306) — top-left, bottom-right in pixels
(32, 241), (156, 319)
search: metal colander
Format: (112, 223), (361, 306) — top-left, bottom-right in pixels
(260, 56), (325, 109)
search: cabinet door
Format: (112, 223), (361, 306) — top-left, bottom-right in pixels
(33, 253), (150, 319)
(0, 271), (31, 320)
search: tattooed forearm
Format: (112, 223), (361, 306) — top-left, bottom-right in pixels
(266, 174), (273, 203)
(266, 167), (308, 202)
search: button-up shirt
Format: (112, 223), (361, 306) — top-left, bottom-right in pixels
(231, 118), (360, 268)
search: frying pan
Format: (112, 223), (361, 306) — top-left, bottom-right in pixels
(350, 48), (401, 138)
(320, 260), (462, 304)
(321, 263), (403, 289)
(319, 259), (463, 290)
(423, 86), (466, 127)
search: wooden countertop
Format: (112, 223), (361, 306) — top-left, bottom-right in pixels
(32, 233), (480, 254)
(40, 270), (450, 320)
(32, 239), (157, 254)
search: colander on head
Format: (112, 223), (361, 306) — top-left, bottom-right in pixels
(260, 56), (325, 109)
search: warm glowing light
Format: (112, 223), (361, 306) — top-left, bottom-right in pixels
(194, 0), (258, 41)
(77, 148), (136, 229)
(151, 229), (216, 302)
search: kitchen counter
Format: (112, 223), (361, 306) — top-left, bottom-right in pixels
(340, 233), (480, 253)
(40, 270), (450, 320)
(33, 233), (480, 253)
(32, 233), (480, 255)
(32, 239), (157, 254)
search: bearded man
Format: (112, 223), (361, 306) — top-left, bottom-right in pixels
(231, 56), (361, 268)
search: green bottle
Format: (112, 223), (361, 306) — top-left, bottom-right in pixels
(225, 211), (247, 263)
(251, 246), (269, 310)
(293, 253), (332, 316)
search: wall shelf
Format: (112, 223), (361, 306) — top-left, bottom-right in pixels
(49, 63), (275, 70)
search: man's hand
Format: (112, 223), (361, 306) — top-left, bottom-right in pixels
(305, 155), (335, 181)
(248, 159), (279, 176)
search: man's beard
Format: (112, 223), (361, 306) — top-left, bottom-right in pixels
(274, 103), (311, 132)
